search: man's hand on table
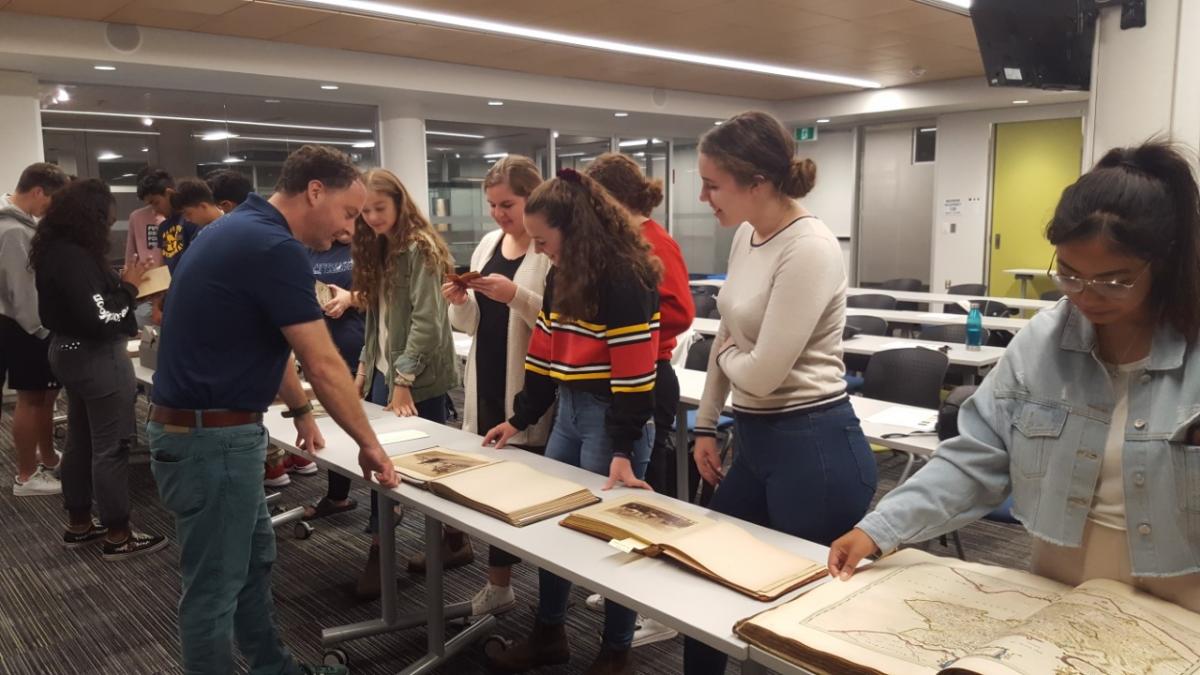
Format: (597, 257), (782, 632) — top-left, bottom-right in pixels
(360, 444), (399, 488)
(294, 414), (325, 453)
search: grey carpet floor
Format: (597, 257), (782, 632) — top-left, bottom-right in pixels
(0, 390), (1029, 675)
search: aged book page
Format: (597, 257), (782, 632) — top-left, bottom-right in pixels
(137, 265), (171, 298)
(434, 460), (594, 516)
(664, 520), (826, 596)
(391, 447), (496, 482)
(736, 549), (1069, 675)
(947, 578), (1200, 675)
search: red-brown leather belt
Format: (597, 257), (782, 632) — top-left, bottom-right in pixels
(150, 406), (263, 428)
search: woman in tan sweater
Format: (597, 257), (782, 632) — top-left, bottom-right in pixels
(444, 155), (553, 617)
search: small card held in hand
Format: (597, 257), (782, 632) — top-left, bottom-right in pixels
(447, 271), (481, 287)
(136, 265), (171, 298)
(315, 280), (334, 306)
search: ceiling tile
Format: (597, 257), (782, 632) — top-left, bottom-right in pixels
(272, 13), (400, 50)
(4, 0), (130, 20)
(192, 2), (328, 40)
(103, 3), (210, 30)
(132, 0), (243, 14)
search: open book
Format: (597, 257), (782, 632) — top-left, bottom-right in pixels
(390, 447), (599, 527)
(560, 495), (827, 601)
(136, 265), (171, 298)
(735, 548), (1200, 675)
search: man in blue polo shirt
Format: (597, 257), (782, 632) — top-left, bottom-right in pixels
(148, 145), (398, 675)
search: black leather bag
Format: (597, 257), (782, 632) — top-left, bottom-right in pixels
(937, 385), (978, 441)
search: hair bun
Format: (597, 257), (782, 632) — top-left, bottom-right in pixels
(640, 180), (665, 213)
(782, 158), (817, 198)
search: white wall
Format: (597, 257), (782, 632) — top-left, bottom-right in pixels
(857, 124), (935, 285)
(929, 102), (1087, 292)
(797, 129), (856, 277)
(0, 70), (44, 191)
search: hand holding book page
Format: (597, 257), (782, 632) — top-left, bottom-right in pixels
(136, 264), (171, 298)
(736, 548), (1200, 675)
(561, 495), (827, 601)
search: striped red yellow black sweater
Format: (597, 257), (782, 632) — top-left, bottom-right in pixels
(509, 268), (660, 457)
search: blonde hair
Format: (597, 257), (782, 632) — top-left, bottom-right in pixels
(352, 168), (455, 309)
(483, 155), (542, 198)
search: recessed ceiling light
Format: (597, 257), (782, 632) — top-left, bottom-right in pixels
(816, 118), (830, 123)
(352, 140), (376, 148)
(141, 117), (154, 126)
(919, 127), (938, 133)
(483, 152), (509, 159)
(141, 147), (149, 152)
(320, 84), (340, 90)
(1012, 99), (1029, 104)
(618, 138), (648, 147)
(201, 131), (239, 141)
(614, 112), (629, 118)
(558, 152), (585, 158)
(97, 151), (122, 161)
(222, 156), (244, 164)
(713, 121), (723, 126)
(270, 0), (882, 88)
(552, 131), (560, 139)
(455, 153), (461, 158)
(264, 99), (281, 103)
(487, 100), (504, 106)
(93, 65), (116, 71)
(53, 87), (70, 103)
(41, 110), (372, 134)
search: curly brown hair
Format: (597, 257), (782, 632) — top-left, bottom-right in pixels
(29, 179), (115, 272)
(352, 169), (455, 310)
(584, 152), (663, 217)
(525, 170), (661, 319)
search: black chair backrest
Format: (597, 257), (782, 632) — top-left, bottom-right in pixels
(919, 323), (990, 345)
(1040, 290), (1064, 301)
(846, 315), (888, 336)
(948, 283), (987, 296)
(846, 293), (897, 310)
(879, 278), (923, 312)
(690, 284), (719, 298)
(945, 299), (1011, 317)
(862, 347), (950, 409)
(692, 293), (718, 320)
(937, 385), (978, 441)
(707, 305), (722, 320)
(685, 335), (716, 371)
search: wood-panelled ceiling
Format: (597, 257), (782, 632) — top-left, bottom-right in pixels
(0, 0), (982, 100)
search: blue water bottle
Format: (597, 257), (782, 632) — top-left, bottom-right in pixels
(965, 301), (984, 351)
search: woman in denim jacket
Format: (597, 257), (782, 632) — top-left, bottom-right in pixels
(829, 142), (1200, 612)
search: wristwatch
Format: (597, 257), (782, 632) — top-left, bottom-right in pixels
(282, 402), (314, 419)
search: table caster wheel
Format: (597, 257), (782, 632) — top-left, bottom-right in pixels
(483, 634), (512, 659)
(293, 522), (313, 540)
(323, 648), (349, 667)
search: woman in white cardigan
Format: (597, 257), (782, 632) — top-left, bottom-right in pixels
(442, 155), (553, 617)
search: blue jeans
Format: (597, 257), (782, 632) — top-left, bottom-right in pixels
(537, 387), (652, 650)
(683, 397), (877, 674)
(148, 421), (300, 675)
(366, 370), (448, 534)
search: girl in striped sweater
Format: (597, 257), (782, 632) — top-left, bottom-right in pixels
(482, 168), (661, 675)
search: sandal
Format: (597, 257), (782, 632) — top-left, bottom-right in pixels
(302, 496), (358, 521)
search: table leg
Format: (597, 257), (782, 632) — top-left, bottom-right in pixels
(964, 371), (977, 386)
(675, 402), (690, 501)
(740, 659), (769, 675)
(1018, 276), (1030, 299)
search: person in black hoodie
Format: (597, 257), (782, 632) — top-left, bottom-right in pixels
(30, 179), (168, 561)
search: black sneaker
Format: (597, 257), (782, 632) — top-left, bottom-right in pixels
(63, 519), (108, 549)
(101, 530), (168, 561)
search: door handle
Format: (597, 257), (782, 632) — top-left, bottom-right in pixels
(994, 233), (1001, 250)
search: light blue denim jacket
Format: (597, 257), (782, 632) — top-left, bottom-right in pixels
(858, 300), (1200, 577)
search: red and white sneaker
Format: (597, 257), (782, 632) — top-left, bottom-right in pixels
(287, 456), (319, 476)
(264, 461), (291, 487)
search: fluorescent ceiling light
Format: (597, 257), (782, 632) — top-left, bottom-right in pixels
(97, 151), (122, 161)
(618, 138), (660, 148)
(713, 121), (722, 126)
(201, 130), (239, 141)
(1012, 99), (1029, 104)
(43, 126), (160, 136)
(483, 152), (509, 159)
(141, 147), (149, 152)
(558, 152), (585, 158)
(816, 118), (831, 123)
(191, 133), (360, 146)
(222, 156), (244, 164)
(487, 100), (504, 106)
(265, 0), (882, 89)
(919, 127), (937, 133)
(426, 130), (486, 139)
(320, 84), (340, 90)
(41, 109), (372, 134)
(614, 112), (629, 118)
(265, 99), (281, 103)
(93, 65), (116, 71)
(352, 140), (377, 148)
(911, 0), (970, 15)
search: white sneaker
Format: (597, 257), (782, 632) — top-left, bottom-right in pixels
(586, 592), (605, 613)
(13, 466), (62, 496)
(470, 583), (516, 616)
(631, 616), (678, 647)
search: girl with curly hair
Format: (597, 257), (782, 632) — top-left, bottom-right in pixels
(350, 168), (462, 596)
(482, 168), (661, 674)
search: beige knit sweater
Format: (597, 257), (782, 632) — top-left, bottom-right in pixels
(448, 228), (554, 446)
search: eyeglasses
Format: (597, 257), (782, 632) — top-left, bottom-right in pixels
(1049, 264), (1150, 299)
